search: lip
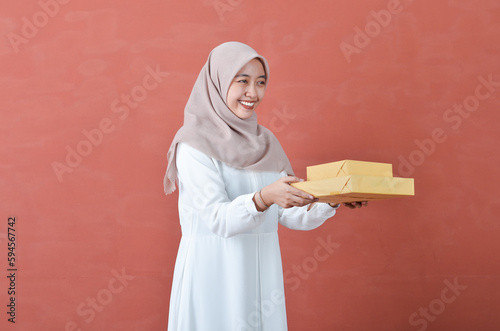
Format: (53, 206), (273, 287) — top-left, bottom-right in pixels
(238, 100), (257, 110)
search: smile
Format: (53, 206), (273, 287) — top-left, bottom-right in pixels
(239, 100), (256, 109)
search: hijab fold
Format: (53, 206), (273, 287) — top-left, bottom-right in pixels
(164, 42), (294, 194)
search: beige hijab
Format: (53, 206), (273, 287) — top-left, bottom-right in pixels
(164, 41), (294, 194)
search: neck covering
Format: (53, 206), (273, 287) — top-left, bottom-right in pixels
(164, 41), (294, 194)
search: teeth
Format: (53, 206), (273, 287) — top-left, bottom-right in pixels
(240, 101), (255, 107)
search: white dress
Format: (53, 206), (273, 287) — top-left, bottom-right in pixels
(167, 143), (337, 331)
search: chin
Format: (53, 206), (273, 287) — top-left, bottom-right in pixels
(238, 109), (255, 119)
(230, 105), (255, 119)
(235, 112), (253, 120)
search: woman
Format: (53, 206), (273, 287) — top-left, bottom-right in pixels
(164, 41), (365, 331)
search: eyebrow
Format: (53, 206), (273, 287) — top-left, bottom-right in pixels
(235, 74), (266, 79)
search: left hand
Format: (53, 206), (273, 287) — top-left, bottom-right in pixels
(342, 201), (368, 209)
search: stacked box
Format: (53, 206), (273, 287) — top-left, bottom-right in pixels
(306, 160), (393, 180)
(291, 160), (414, 203)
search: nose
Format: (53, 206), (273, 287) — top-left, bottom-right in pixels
(245, 84), (257, 99)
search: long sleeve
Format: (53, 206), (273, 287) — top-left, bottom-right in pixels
(176, 143), (265, 238)
(278, 201), (337, 231)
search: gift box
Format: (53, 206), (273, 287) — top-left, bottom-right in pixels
(291, 160), (414, 203)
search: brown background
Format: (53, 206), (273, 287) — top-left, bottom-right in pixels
(1, 0), (499, 330)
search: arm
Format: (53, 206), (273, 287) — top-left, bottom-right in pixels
(278, 202), (338, 231)
(176, 143), (265, 238)
(254, 175), (337, 230)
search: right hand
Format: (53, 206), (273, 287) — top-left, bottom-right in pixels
(343, 201), (368, 209)
(261, 176), (317, 209)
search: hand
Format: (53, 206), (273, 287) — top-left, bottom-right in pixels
(343, 201), (368, 209)
(261, 176), (317, 209)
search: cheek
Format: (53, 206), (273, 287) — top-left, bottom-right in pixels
(258, 88), (266, 101)
(226, 87), (239, 106)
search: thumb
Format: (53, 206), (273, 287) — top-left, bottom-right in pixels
(283, 176), (304, 184)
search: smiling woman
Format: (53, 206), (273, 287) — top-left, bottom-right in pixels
(162, 41), (366, 331)
(226, 58), (267, 119)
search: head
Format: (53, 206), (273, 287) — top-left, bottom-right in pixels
(206, 42), (270, 122)
(226, 58), (267, 120)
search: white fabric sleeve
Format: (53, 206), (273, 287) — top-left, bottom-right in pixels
(176, 143), (264, 238)
(278, 202), (337, 231)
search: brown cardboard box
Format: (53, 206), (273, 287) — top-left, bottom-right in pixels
(292, 160), (414, 203)
(307, 160), (393, 181)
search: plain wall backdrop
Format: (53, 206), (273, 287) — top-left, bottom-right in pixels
(1, 0), (500, 330)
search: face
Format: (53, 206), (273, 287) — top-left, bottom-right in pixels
(226, 58), (267, 119)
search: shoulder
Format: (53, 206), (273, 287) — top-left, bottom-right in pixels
(176, 142), (216, 169)
(177, 142), (200, 157)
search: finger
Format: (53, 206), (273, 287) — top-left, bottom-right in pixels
(287, 195), (315, 207)
(354, 201), (368, 208)
(281, 176), (316, 202)
(343, 202), (356, 209)
(281, 189), (315, 207)
(292, 196), (315, 207)
(288, 186), (316, 201)
(282, 176), (304, 184)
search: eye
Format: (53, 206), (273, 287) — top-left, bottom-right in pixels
(237, 79), (248, 84)
(258, 80), (266, 86)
